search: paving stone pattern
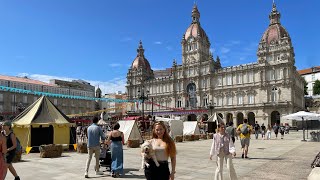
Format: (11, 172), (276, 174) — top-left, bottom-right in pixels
(6, 131), (319, 180)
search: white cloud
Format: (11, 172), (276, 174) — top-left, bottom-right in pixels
(120, 37), (133, 42)
(220, 47), (230, 54)
(229, 40), (240, 45)
(154, 41), (162, 45)
(16, 73), (126, 95)
(109, 63), (122, 67)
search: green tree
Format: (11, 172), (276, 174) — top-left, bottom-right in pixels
(313, 79), (320, 95)
(303, 78), (308, 95)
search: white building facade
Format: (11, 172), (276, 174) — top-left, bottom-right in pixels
(299, 66), (320, 96)
(126, 3), (305, 126)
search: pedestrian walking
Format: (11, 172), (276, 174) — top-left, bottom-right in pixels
(266, 124), (272, 140)
(261, 123), (266, 140)
(236, 119), (252, 159)
(144, 121), (177, 180)
(84, 117), (105, 178)
(106, 123), (124, 178)
(226, 121), (236, 143)
(279, 123), (285, 139)
(2, 121), (20, 180)
(273, 123), (280, 139)
(0, 123), (8, 180)
(254, 121), (260, 140)
(210, 123), (238, 180)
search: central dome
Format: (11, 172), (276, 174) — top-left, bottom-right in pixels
(260, 2), (290, 45)
(184, 23), (208, 41)
(261, 24), (289, 45)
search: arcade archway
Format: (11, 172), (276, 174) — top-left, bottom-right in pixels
(271, 111), (280, 125)
(236, 112), (244, 126)
(226, 113), (233, 124)
(187, 114), (197, 121)
(247, 112), (255, 125)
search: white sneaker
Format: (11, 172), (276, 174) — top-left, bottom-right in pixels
(84, 172), (88, 178)
(96, 171), (104, 175)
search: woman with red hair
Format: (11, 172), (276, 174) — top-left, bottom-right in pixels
(144, 121), (177, 180)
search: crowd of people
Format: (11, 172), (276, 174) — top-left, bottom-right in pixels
(0, 116), (291, 180)
(83, 117), (177, 179)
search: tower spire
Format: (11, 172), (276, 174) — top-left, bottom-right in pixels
(191, 3), (200, 24)
(137, 40), (145, 57)
(269, 0), (281, 25)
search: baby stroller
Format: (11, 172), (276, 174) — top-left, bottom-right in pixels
(99, 143), (112, 171)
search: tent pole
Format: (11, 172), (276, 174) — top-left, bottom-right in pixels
(302, 117), (306, 141)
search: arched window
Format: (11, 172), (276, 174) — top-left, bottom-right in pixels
(271, 87), (278, 102)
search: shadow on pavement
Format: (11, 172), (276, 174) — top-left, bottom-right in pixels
(14, 159), (30, 163)
(123, 168), (145, 179)
(248, 157), (285, 161)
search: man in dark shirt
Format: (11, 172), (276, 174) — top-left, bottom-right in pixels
(254, 121), (260, 140)
(261, 123), (266, 139)
(226, 121), (236, 143)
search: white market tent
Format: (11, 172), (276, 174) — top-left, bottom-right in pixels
(207, 113), (223, 124)
(183, 121), (200, 135)
(155, 117), (183, 139)
(282, 111), (320, 121)
(282, 111), (320, 141)
(118, 120), (143, 144)
(97, 119), (108, 125)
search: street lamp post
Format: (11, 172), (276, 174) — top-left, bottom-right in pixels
(208, 101), (214, 116)
(207, 100), (216, 133)
(138, 88), (149, 131)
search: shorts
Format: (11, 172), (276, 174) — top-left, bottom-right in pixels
(6, 151), (16, 164)
(240, 138), (250, 148)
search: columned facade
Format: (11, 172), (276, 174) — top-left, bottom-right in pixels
(126, 3), (304, 126)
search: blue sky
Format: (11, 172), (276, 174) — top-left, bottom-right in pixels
(0, 0), (319, 94)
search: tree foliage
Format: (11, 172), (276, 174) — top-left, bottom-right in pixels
(313, 79), (320, 95)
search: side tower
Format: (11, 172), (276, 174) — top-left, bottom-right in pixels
(257, 2), (304, 123)
(126, 41), (154, 100)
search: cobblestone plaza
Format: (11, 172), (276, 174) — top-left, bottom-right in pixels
(7, 131), (319, 180)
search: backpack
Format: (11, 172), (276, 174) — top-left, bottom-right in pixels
(226, 126), (235, 137)
(241, 124), (249, 134)
(15, 136), (22, 153)
(4, 132), (22, 154)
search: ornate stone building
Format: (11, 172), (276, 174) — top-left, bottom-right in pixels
(126, 3), (304, 126)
